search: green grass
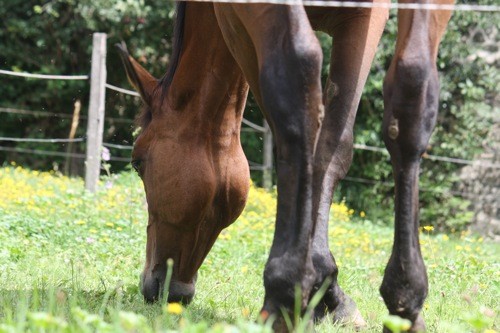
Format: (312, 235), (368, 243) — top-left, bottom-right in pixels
(0, 166), (498, 332)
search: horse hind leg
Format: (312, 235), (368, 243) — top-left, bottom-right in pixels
(306, 1), (388, 327)
(380, 2), (453, 331)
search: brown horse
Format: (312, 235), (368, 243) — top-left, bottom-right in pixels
(117, 1), (453, 331)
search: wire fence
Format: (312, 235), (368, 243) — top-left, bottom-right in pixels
(1, 1), (498, 193)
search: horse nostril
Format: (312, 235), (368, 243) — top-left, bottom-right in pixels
(141, 274), (162, 303)
(167, 280), (196, 305)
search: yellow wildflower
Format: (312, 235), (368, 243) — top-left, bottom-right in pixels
(116, 227), (123, 231)
(241, 266), (248, 274)
(423, 226), (434, 231)
(166, 302), (183, 315)
(106, 222), (114, 227)
(360, 211), (366, 218)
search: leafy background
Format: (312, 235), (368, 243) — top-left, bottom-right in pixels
(0, 0), (498, 231)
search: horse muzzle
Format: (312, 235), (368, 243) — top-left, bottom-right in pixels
(141, 268), (196, 305)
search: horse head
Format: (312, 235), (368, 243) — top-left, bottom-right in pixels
(117, 31), (250, 304)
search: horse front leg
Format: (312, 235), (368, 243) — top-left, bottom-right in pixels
(214, 5), (324, 330)
(380, 2), (453, 331)
(305, 2), (389, 326)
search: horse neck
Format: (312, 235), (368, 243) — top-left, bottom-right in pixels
(165, 3), (248, 138)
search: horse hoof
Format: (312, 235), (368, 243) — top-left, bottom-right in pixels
(271, 316), (290, 333)
(332, 295), (367, 329)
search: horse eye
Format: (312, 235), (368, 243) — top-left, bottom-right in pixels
(131, 159), (142, 173)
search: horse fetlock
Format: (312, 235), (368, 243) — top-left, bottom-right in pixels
(264, 254), (316, 312)
(380, 272), (428, 328)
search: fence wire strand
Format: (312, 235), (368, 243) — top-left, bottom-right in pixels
(0, 137), (84, 143)
(242, 118), (267, 132)
(0, 146), (130, 162)
(105, 83), (140, 97)
(0, 106), (134, 124)
(0, 69), (88, 80)
(103, 142), (134, 150)
(353, 143), (500, 169)
(184, 0), (500, 12)
(0, 146), (86, 159)
(342, 176), (476, 198)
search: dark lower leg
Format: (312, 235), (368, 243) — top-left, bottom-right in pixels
(309, 110), (364, 325)
(380, 4), (452, 329)
(307, 5), (388, 324)
(380, 164), (428, 332)
(253, 11), (325, 324)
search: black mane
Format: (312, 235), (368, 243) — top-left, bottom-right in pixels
(159, 2), (186, 93)
(136, 2), (186, 129)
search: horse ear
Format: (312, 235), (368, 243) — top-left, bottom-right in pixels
(116, 42), (157, 106)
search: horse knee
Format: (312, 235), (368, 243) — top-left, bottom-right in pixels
(260, 39), (322, 102)
(383, 56), (440, 160)
(391, 56), (433, 91)
(259, 40), (323, 151)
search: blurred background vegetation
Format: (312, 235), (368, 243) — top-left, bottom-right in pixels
(0, 0), (498, 231)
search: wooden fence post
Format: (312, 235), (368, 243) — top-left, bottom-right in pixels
(65, 99), (81, 176)
(263, 121), (273, 190)
(85, 33), (107, 192)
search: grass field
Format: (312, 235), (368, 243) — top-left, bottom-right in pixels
(0, 165), (498, 332)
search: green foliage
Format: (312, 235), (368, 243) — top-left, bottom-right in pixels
(0, 0), (176, 173)
(1, 1), (498, 230)
(383, 315), (411, 333)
